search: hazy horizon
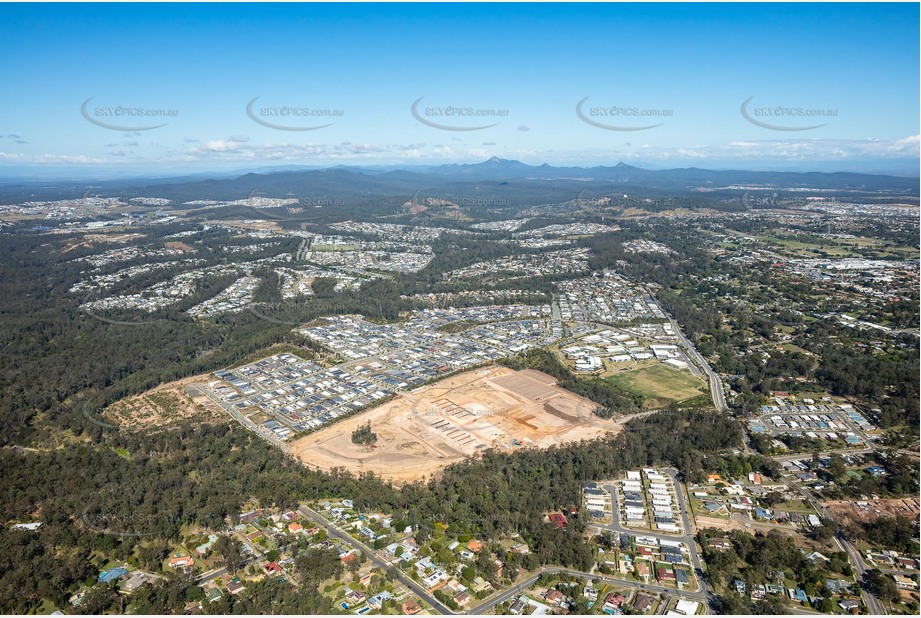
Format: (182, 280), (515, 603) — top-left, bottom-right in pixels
(1, 156), (920, 184)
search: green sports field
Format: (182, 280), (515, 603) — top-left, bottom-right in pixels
(606, 364), (708, 408)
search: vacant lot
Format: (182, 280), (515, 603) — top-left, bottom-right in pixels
(104, 376), (225, 429)
(605, 364), (707, 408)
(290, 365), (622, 484)
(823, 498), (920, 527)
(695, 515), (747, 533)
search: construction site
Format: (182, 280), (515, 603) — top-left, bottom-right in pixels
(290, 364), (623, 484)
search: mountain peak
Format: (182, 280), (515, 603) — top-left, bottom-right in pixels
(484, 156), (521, 165)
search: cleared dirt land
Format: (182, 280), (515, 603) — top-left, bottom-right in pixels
(104, 375), (225, 429)
(290, 365), (623, 484)
(823, 498), (920, 526)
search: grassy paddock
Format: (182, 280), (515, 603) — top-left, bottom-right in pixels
(605, 364), (707, 408)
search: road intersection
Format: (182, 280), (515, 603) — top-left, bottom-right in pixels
(592, 468), (718, 611)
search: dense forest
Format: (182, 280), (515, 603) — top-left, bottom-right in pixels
(0, 405), (741, 612)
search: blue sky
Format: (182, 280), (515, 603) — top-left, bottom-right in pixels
(1, 2), (918, 177)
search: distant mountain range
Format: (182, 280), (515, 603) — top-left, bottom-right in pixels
(0, 158), (917, 204)
(423, 157), (920, 189)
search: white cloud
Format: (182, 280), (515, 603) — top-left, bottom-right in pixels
(4, 134), (917, 170)
(0, 152), (106, 164)
(617, 136), (921, 162)
(676, 148), (708, 159)
(199, 139), (244, 152)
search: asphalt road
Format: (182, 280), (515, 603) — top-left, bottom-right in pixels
(782, 477), (887, 615)
(296, 506), (453, 615)
(194, 546), (295, 586)
(196, 565), (230, 586)
(663, 316), (727, 412)
(839, 534), (886, 615)
(594, 468), (718, 612)
(669, 316), (886, 615)
(196, 297), (894, 616)
(771, 447), (917, 462)
(193, 384), (292, 453)
(468, 565), (711, 615)
(467, 572), (543, 614)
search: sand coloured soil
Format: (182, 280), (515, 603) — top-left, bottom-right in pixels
(290, 365), (623, 484)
